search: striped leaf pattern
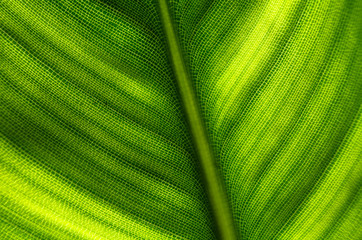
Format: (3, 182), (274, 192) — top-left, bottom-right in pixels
(1, 0), (361, 239)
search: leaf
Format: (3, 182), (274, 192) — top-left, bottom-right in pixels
(0, 0), (361, 239)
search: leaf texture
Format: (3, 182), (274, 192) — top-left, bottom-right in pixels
(1, 0), (362, 239)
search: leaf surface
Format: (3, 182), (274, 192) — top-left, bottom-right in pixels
(1, 0), (362, 239)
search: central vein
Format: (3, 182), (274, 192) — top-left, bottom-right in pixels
(157, 1), (238, 239)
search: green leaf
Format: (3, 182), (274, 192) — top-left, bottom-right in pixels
(0, 0), (361, 239)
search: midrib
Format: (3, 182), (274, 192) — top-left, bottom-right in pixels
(157, 1), (238, 239)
